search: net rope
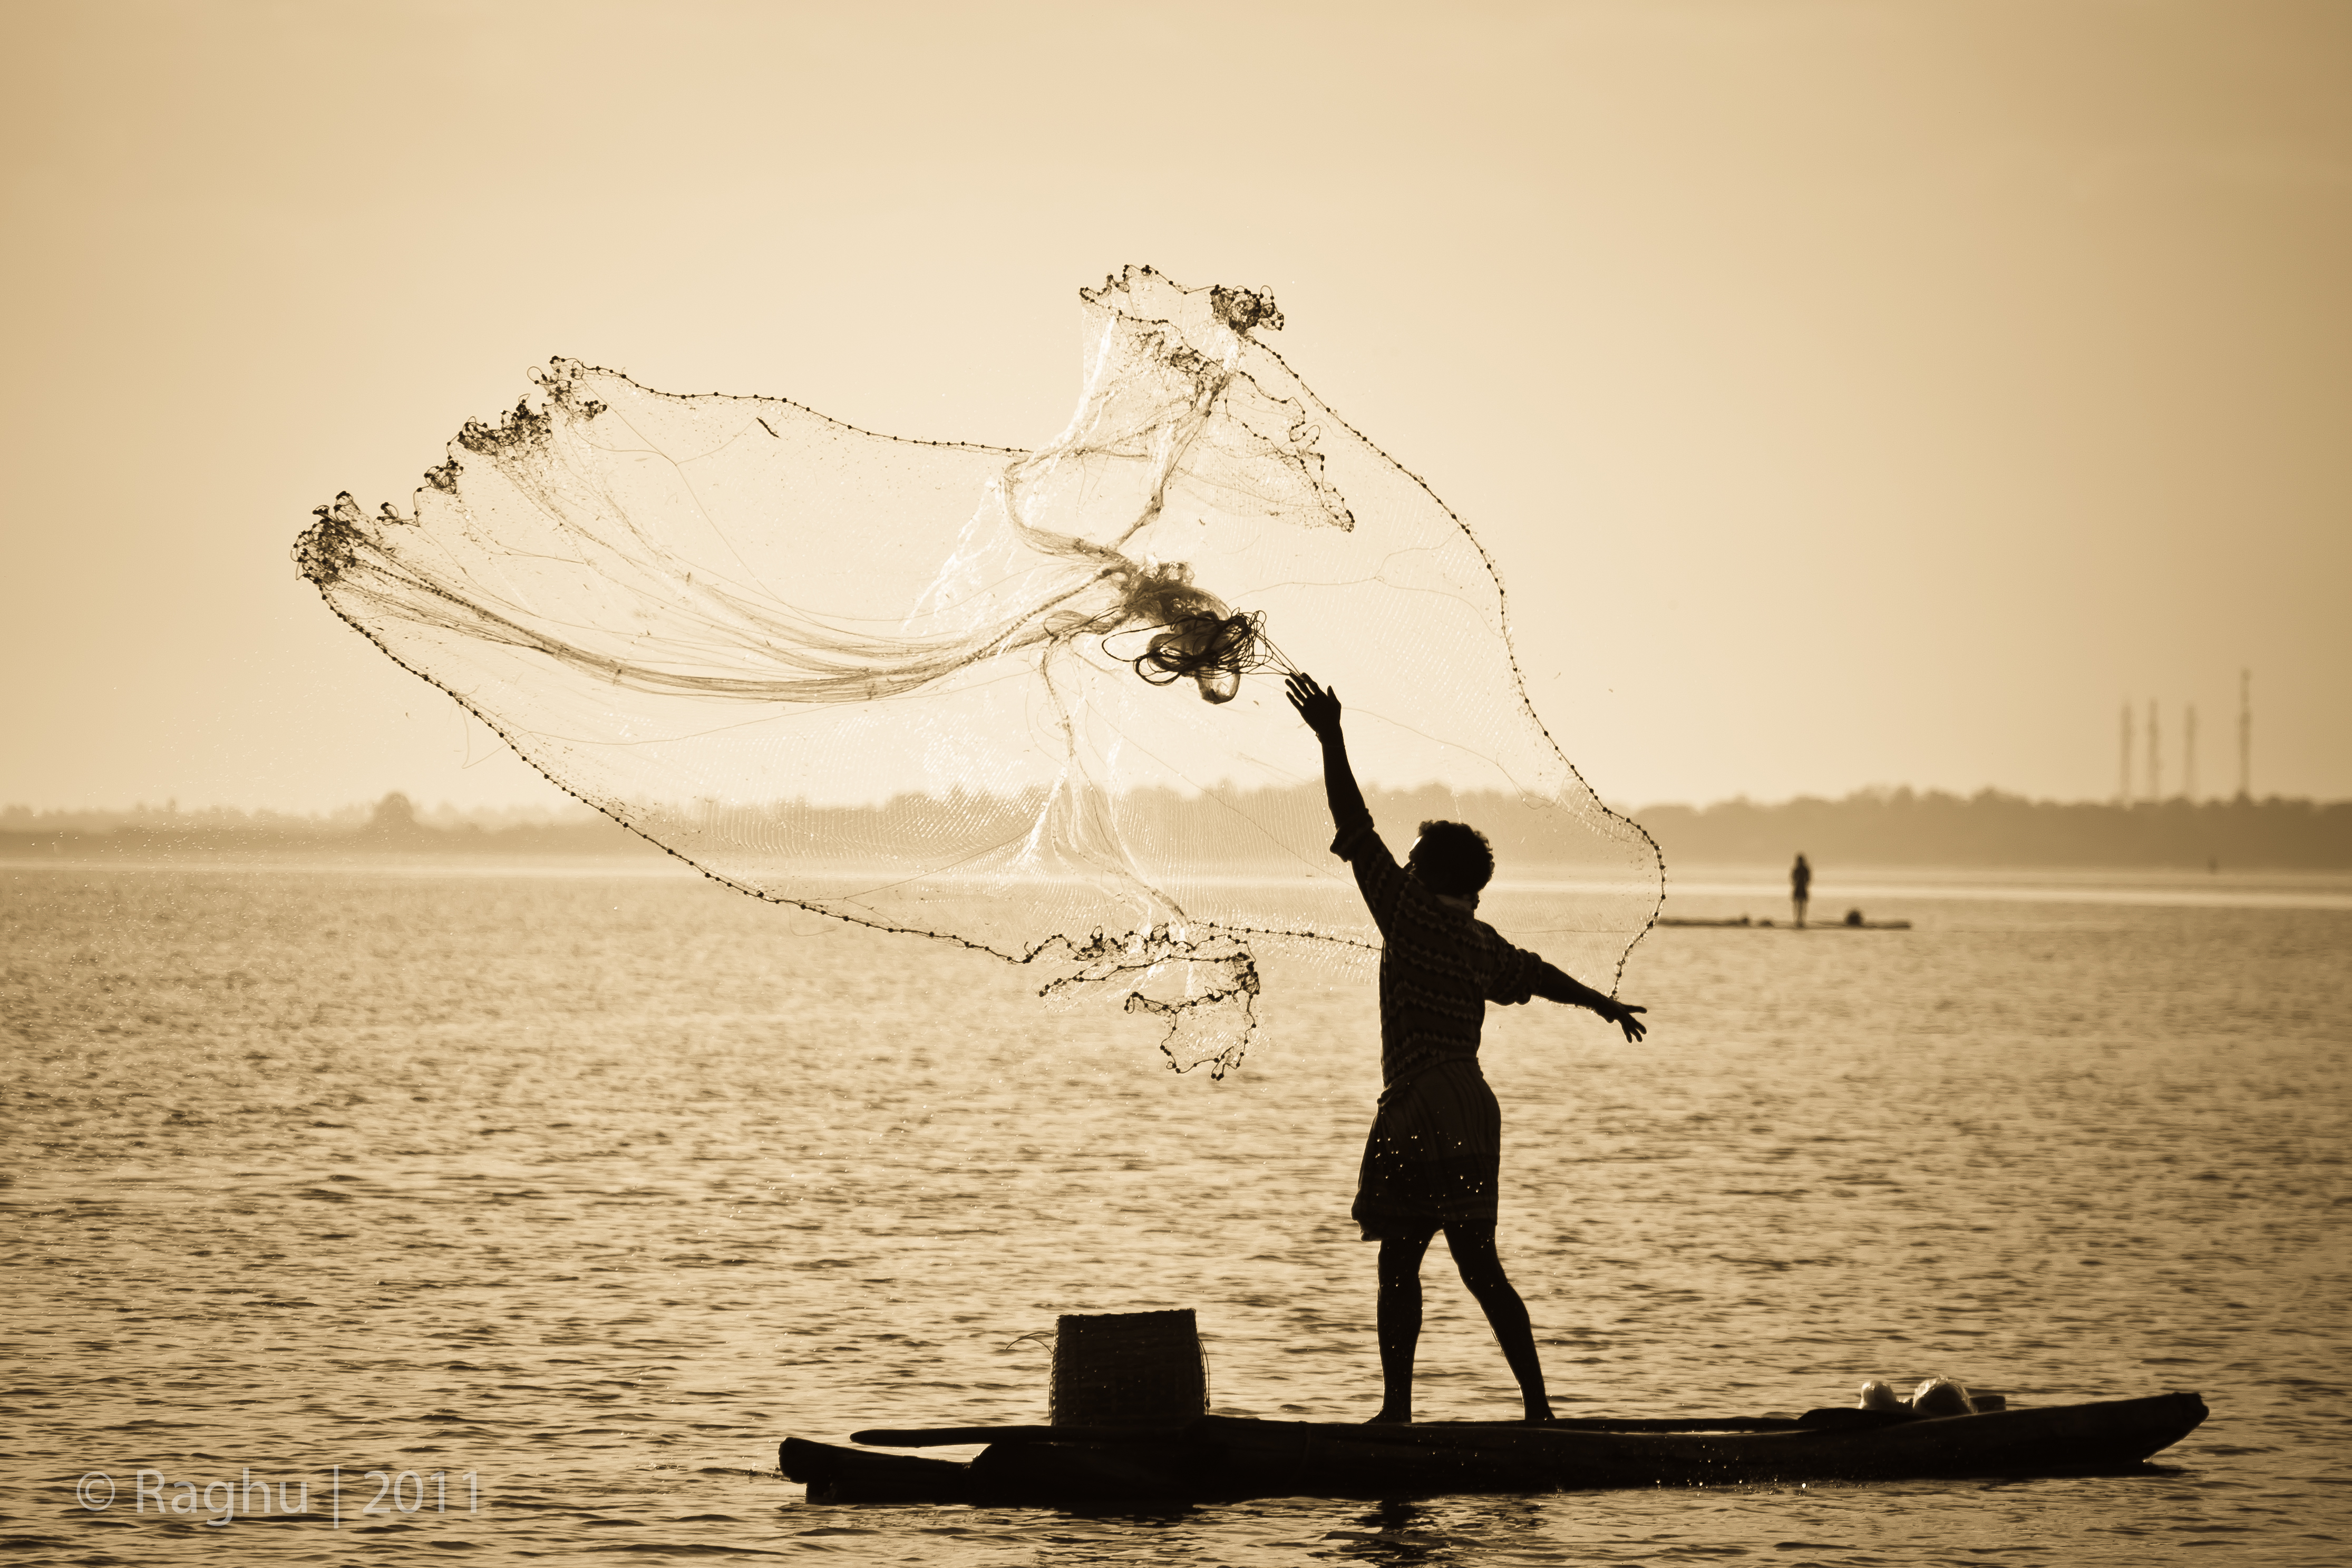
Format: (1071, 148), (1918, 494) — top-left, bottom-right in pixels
(295, 267), (1663, 1075)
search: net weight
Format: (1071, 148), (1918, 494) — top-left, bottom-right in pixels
(361, 1469), (478, 1515)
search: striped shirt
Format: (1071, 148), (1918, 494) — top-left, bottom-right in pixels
(1330, 815), (1541, 1086)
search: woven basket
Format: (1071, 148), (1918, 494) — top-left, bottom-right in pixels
(1049, 1309), (1207, 1426)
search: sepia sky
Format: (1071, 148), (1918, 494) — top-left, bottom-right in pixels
(3, 0), (2346, 813)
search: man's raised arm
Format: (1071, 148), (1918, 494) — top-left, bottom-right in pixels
(1286, 673), (1369, 834)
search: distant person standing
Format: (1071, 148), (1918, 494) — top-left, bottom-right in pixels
(1791, 853), (1812, 929)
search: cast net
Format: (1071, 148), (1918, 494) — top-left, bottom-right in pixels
(294, 267), (1662, 1075)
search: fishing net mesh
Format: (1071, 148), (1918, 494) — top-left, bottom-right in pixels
(295, 268), (1661, 1075)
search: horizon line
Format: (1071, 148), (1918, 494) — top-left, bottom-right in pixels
(7, 784), (2346, 823)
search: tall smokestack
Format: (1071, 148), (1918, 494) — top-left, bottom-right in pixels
(2147, 699), (2161, 802)
(2184, 704), (2199, 801)
(2120, 702), (2134, 804)
(2238, 670), (2252, 800)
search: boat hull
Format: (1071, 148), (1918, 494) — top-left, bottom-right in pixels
(780, 1392), (2207, 1505)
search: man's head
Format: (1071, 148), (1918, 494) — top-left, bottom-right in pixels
(1408, 819), (1493, 898)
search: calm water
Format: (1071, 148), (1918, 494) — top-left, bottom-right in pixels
(4, 858), (2348, 1565)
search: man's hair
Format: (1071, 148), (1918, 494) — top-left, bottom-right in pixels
(1412, 819), (1494, 895)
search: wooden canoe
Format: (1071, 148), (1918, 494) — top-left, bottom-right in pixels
(780, 1392), (2207, 1505)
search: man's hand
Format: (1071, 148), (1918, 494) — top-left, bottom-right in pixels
(1286, 673), (1343, 739)
(1594, 997), (1647, 1044)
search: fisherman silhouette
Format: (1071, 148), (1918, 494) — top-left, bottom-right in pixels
(1792, 853), (1812, 929)
(1287, 672), (1648, 1425)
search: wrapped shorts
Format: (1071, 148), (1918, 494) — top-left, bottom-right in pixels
(1351, 1057), (1501, 1240)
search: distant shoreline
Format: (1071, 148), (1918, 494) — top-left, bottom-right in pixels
(9, 846), (2348, 915)
(8, 838), (2350, 888)
(7, 784), (2346, 872)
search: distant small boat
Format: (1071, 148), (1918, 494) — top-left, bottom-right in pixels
(780, 1392), (2205, 1505)
(1656, 914), (1911, 929)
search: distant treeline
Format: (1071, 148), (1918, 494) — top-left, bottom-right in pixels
(0, 792), (656, 858)
(5, 785), (2347, 871)
(1635, 788), (2352, 871)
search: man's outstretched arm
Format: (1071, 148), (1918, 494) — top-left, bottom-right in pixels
(1286, 673), (1369, 833)
(1530, 962), (1648, 1043)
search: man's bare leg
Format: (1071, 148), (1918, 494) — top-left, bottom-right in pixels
(1371, 1231), (1434, 1423)
(1446, 1225), (1555, 1423)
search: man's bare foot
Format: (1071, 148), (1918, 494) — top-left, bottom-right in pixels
(1365, 1408), (1412, 1425)
(1523, 1401), (1556, 1425)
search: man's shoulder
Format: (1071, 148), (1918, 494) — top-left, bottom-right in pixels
(1466, 915), (1529, 955)
(1453, 913), (1542, 971)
